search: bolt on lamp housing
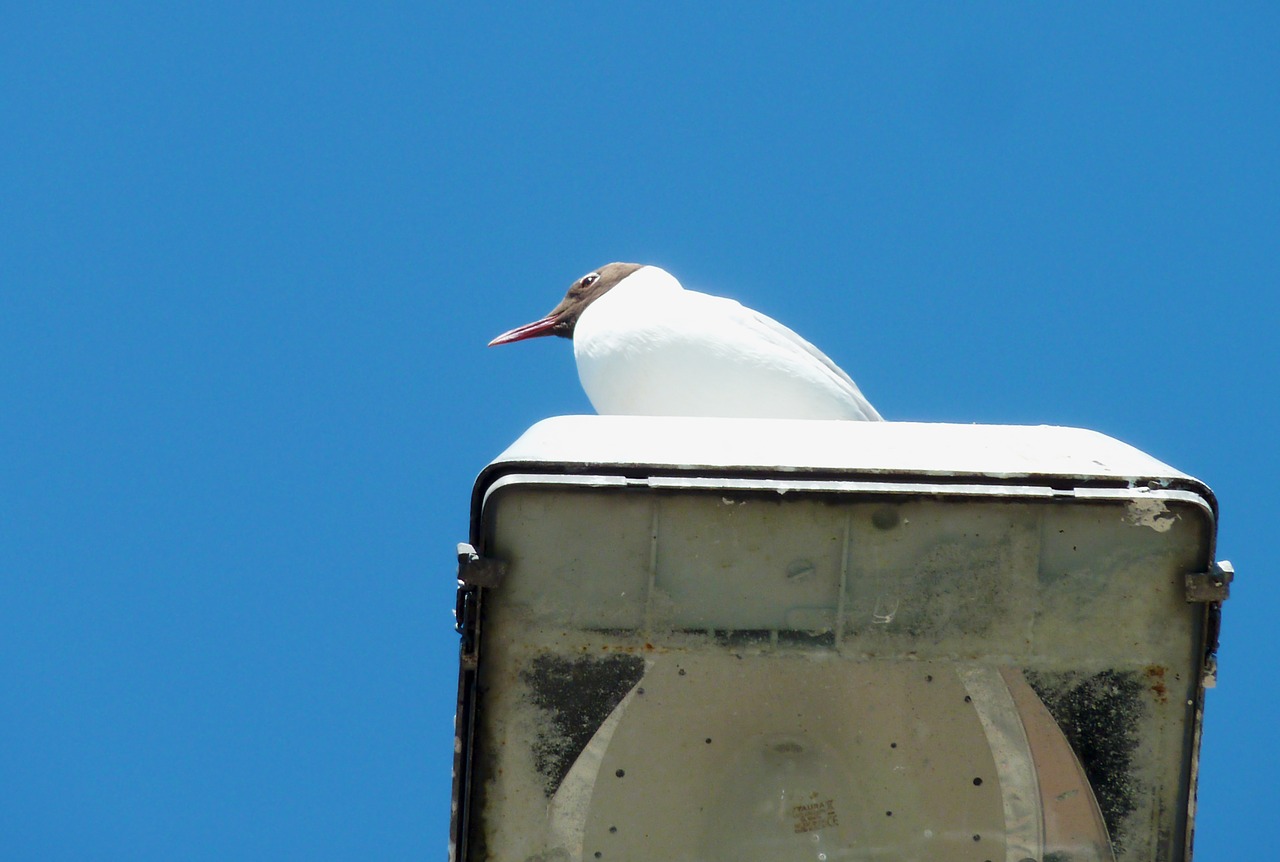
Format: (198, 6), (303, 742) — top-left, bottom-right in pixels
(451, 417), (1229, 862)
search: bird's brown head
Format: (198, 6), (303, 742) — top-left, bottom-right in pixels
(488, 262), (644, 346)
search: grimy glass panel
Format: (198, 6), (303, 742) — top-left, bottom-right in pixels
(473, 486), (1209, 862)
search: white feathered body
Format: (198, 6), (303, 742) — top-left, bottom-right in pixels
(572, 266), (881, 421)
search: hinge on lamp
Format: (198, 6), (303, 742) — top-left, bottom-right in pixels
(457, 542), (508, 588)
(1185, 560), (1234, 603)
(455, 543), (507, 670)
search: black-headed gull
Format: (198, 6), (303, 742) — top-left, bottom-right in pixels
(489, 263), (882, 421)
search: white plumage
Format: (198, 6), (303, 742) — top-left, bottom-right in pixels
(490, 264), (881, 421)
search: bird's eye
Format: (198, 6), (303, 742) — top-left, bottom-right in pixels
(580, 273), (599, 288)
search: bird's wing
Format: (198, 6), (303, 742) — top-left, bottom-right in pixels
(691, 291), (883, 420)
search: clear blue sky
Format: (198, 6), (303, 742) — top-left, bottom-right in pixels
(2, 4), (1275, 859)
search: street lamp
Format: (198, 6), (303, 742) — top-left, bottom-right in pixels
(451, 417), (1230, 862)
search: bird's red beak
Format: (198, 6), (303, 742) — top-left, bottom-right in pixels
(488, 314), (560, 346)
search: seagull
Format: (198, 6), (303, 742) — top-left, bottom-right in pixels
(489, 263), (882, 421)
